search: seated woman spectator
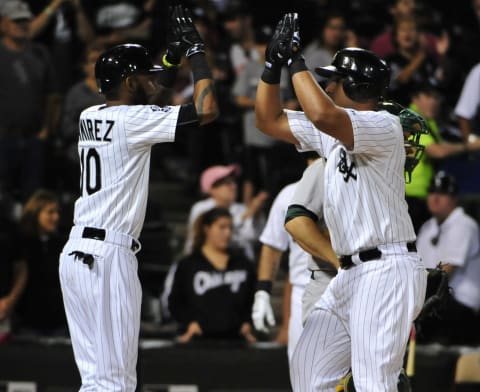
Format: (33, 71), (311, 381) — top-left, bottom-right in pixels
(14, 189), (68, 337)
(169, 207), (256, 343)
(385, 15), (448, 106)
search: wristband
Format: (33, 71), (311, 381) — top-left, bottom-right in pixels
(156, 66), (178, 89)
(162, 54), (179, 69)
(261, 65), (281, 84)
(44, 6), (54, 16)
(256, 280), (272, 294)
(288, 57), (308, 76)
(189, 53), (212, 83)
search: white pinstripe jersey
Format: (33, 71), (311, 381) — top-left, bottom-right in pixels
(73, 104), (180, 239)
(286, 108), (416, 256)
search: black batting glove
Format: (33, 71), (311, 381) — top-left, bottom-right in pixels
(265, 13), (294, 70)
(288, 13), (308, 76)
(169, 5), (205, 59)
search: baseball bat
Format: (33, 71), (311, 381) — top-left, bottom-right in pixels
(406, 325), (416, 378)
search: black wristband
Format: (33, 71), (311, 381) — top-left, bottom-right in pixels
(261, 66), (281, 84)
(256, 280), (272, 294)
(289, 57), (308, 76)
(189, 53), (212, 83)
(156, 67), (178, 89)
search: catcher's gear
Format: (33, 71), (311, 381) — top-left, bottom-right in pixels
(415, 263), (451, 324)
(169, 5), (205, 59)
(265, 13), (296, 69)
(377, 100), (430, 183)
(95, 44), (164, 94)
(252, 290), (276, 333)
(336, 368), (411, 392)
(315, 47), (390, 102)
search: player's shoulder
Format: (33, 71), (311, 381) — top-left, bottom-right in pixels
(275, 182), (298, 202)
(80, 104), (107, 117)
(126, 104), (176, 115)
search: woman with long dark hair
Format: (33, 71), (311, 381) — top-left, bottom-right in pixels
(15, 189), (68, 336)
(169, 207), (256, 343)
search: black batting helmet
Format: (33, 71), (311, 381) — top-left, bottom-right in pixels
(95, 43), (164, 94)
(315, 47), (390, 102)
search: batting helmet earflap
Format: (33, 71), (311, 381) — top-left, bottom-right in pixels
(315, 47), (390, 102)
(95, 43), (164, 94)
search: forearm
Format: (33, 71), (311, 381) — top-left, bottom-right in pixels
(285, 216), (339, 268)
(8, 260), (28, 305)
(257, 245), (283, 282)
(190, 54), (218, 125)
(457, 117), (472, 141)
(42, 94), (62, 136)
(291, 69), (352, 145)
(255, 80), (283, 132)
(29, 0), (62, 38)
(396, 54), (425, 84)
(426, 142), (467, 159)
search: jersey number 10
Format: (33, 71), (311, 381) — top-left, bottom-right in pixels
(80, 147), (102, 195)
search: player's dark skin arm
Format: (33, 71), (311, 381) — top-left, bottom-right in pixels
(285, 216), (339, 269)
(290, 71), (354, 147)
(192, 78), (218, 125)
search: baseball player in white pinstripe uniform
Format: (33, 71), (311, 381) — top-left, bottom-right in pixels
(255, 13), (427, 392)
(58, 6), (218, 391)
(252, 154), (338, 362)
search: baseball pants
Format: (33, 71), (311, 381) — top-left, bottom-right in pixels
(59, 227), (142, 392)
(290, 249), (426, 392)
(301, 270), (332, 326)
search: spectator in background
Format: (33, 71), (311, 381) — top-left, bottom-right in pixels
(0, 0), (60, 204)
(58, 41), (104, 193)
(26, 0), (95, 94)
(416, 172), (480, 346)
(232, 24), (298, 206)
(81, 0), (155, 49)
(385, 14), (448, 106)
(14, 189), (68, 337)
(169, 207), (256, 343)
(454, 62), (480, 141)
(0, 233), (28, 343)
(406, 82), (480, 232)
(183, 164), (267, 261)
(369, 0), (439, 59)
(302, 10), (354, 73)
(220, 1), (256, 77)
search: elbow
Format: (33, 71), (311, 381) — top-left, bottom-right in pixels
(198, 107), (220, 126)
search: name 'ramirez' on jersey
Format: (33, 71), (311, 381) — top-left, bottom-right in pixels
(74, 103), (179, 239)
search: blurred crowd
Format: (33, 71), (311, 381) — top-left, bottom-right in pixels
(1, 0), (480, 350)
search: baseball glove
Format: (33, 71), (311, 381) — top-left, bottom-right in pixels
(416, 263), (451, 323)
(336, 368), (411, 392)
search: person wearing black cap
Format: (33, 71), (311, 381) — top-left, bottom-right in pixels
(416, 171), (480, 345)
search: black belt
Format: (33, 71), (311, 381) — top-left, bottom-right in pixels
(82, 227), (139, 252)
(339, 242), (417, 270)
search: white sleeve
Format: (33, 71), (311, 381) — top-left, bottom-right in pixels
(124, 105), (179, 151)
(259, 186), (291, 252)
(286, 110), (334, 157)
(454, 64), (480, 119)
(290, 159), (325, 219)
(438, 221), (479, 267)
(347, 109), (403, 156)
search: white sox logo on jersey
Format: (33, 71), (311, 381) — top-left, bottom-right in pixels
(193, 270), (247, 295)
(337, 148), (357, 182)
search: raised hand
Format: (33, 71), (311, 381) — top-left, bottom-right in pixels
(169, 5), (205, 59)
(265, 13), (295, 69)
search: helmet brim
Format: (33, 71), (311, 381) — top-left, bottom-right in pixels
(314, 65), (344, 78)
(148, 65), (166, 73)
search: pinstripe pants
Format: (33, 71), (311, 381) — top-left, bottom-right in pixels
(59, 237), (142, 392)
(290, 253), (426, 392)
